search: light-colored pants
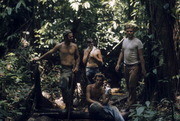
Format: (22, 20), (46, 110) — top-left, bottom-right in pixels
(104, 105), (125, 121)
(89, 103), (124, 121)
(124, 64), (140, 106)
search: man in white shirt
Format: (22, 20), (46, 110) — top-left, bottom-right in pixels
(115, 24), (146, 107)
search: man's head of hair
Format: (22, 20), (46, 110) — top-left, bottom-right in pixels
(63, 29), (72, 38)
(124, 23), (138, 31)
(87, 38), (94, 43)
(93, 73), (106, 81)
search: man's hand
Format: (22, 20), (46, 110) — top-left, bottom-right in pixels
(31, 57), (40, 61)
(94, 102), (103, 107)
(72, 67), (78, 73)
(115, 64), (120, 72)
(142, 68), (146, 77)
(87, 48), (92, 53)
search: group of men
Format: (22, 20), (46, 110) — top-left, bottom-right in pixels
(33, 23), (146, 121)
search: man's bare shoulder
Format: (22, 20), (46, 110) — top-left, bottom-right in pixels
(94, 48), (101, 53)
(52, 43), (62, 49)
(70, 42), (78, 48)
(55, 42), (63, 47)
(84, 48), (89, 52)
(95, 48), (100, 51)
(70, 42), (77, 46)
(87, 84), (93, 88)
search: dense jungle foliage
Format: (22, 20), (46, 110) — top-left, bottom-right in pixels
(0, 0), (179, 121)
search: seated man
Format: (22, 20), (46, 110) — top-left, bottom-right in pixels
(86, 73), (125, 121)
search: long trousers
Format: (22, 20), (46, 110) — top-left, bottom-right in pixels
(124, 64), (140, 106)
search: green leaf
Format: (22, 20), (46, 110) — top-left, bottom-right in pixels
(16, 112), (23, 115)
(16, 1), (22, 11)
(0, 12), (7, 18)
(129, 111), (135, 117)
(151, 45), (158, 51)
(52, 0), (57, 3)
(0, 109), (10, 117)
(159, 58), (164, 66)
(136, 107), (145, 115)
(158, 79), (169, 83)
(39, 0), (47, 4)
(83, 1), (90, 9)
(145, 101), (150, 108)
(21, 0), (26, 7)
(147, 34), (154, 39)
(7, 7), (12, 15)
(152, 51), (158, 56)
(134, 118), (139, 121)
(152, 69), (157, 74)
(0, 100), (7, 105)
(0, 42), (5, 46)
(172, 75), (180, 80)
(19, 107), (26, 110)
(70, 2), (80, 11)
(145, 110), (157, 118)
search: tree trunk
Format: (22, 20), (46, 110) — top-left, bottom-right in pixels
(145, 0), (178, 101)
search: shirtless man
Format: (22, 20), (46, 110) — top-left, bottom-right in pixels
(86, 73), (125, 121)
(83, 38), (103, 84)
(33, 29), (80, 107)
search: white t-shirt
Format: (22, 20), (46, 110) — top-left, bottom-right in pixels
(122, 37), (143, 65)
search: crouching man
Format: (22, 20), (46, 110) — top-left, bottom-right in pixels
(86, 73), (125, 121)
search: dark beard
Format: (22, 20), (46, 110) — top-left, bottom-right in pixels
(65, 40), (71, 45)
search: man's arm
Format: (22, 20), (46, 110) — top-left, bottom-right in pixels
(138, 49), (146, 77)
(86, 85), (102, 105)
(34, 44), (60, 61)
(102, 89), (111, 105)
(115, 49), (124, 72)
(82, 49), (88, 64)
(82, 49), (91, 64)
(73, 45), (80, 72)
(94, 49), (103, 64)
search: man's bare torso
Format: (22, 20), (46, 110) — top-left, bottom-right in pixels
(89, 84), (104, 102)
(58, 42), (77, 66)
(85, 48), (100, 67)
